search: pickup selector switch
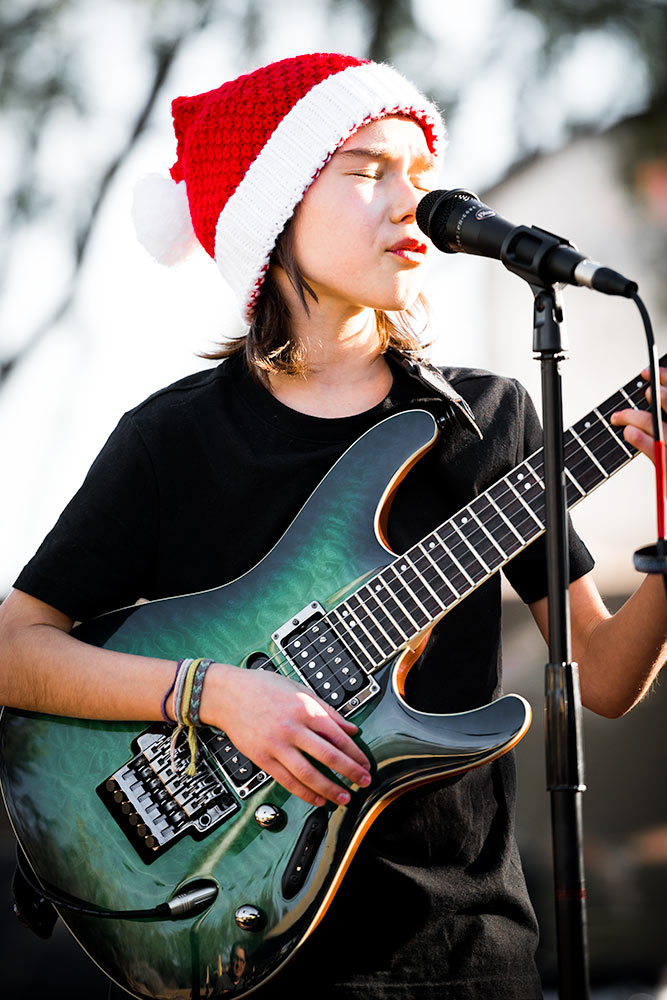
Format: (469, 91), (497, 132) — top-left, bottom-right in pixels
(281, 807), (328, 899)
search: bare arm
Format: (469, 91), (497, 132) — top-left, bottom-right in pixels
(0, 589), (370, 805)
(529, 572), (667, 718)
(528, 366), (667, 718)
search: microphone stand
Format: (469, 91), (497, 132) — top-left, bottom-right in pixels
(532, 284), (590, 1000)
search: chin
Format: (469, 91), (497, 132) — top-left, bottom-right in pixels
(377, 290), (422, 314)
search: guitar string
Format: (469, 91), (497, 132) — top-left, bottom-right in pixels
(323, 375), (648, 665)
(237, 373), (650, 679)
(179, 374), (651, 776)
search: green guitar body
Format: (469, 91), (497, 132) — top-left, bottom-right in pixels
(0, 409), (530, 999)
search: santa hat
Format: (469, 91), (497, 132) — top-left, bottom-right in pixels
(133, 53), (445, 321)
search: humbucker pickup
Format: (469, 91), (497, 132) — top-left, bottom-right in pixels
(272, 601), (379, 712)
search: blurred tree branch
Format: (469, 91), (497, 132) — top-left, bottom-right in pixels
(0, 0), (219, 386)
(2, 0), (665, 390)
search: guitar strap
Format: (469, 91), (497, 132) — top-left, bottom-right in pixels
(388, 348), (483, 440)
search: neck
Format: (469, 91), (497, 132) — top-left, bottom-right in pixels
(268, 282), (393, 418)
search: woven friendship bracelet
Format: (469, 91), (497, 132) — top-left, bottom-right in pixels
(166, 657), (214, 776)
(180, 658), (203, 725)
(181, 658), (204, 776)
(187, 658), (214, 727)
(173, 657), (196, 727)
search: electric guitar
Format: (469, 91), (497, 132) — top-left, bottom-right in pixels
(0, 359), (660, 999)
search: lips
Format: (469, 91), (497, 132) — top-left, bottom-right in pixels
(388, 237), (428, 261)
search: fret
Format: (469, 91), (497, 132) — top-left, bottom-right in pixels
(594, 407), (633, 458)
(387, 560), (437, 619)
(450, 521), (490, 573)
(506, 479), (543, 529)
(629, 377), (649, 403)
(335, 602), (382, 667)
(433, 526), (479, 587)
(395, 554), (446, 617)
(475, 494), (524, 552)
(599, 389), (641, 456)
(330, 603), (388, 663)
(353, 592), (397, 653)
(603, 387), (637, 416)
(468, 506), (508, 562)
(347, 592), (404, 650)
(325, 606), (377, 669)
(418, 540), (462, 600)
(360, 581), (411, 640)
(375, 576), (421, 632)
(565, 468), (586, 505)
(321, 359), (664, 672)
(450, 514), (499, 573)
(571, 409), (630, 476)
(356, 590), (405, 648)
(487, 481), (541, 543)
(379, 567), (431, 630)
(563, 431), (606, 493)
(439, 521), (489, 584)
(507, 463), (546, 524)
(619, 385), (639, 408)
(469, 494), (522, 556)
(522, 460), (547, 520)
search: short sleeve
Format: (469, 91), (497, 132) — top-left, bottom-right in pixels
(501, 381), (595, 604)
(14, 414), (159, 621)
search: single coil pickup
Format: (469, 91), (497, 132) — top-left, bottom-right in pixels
(208, 732), (270, 797)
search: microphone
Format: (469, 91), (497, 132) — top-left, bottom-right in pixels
(416, 188), (637, 298)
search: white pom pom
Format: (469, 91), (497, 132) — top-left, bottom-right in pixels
(132, 174), (198, 266)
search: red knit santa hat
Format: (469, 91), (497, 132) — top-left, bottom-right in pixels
(133, 53), (445, 321)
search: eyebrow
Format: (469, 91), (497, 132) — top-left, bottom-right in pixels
(337, 147), (436, 170)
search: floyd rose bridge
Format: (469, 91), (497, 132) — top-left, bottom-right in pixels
(98, 601), (379, 860)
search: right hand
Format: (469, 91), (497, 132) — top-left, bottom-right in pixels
(199, 664), (372, 808)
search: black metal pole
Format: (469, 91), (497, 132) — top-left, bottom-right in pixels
(533, 286), (590, 1000)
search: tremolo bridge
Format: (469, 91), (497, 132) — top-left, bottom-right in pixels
(99, 601), (377, 860)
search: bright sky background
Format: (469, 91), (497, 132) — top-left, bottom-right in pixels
(0, 0), (660, 596)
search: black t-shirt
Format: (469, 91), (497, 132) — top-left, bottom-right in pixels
(16, 354), (594, 999)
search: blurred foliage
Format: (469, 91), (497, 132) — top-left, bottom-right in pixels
(330, 0), (420, 62)
(1, 0), (665, 383)
(516, 0), (667, 98)
(516, 0), (667, 162)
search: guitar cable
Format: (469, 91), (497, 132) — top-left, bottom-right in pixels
(629, 292), (667, 591)
(13, 845), (217, 928)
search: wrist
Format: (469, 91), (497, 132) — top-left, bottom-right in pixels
(198, 661), (236, 729)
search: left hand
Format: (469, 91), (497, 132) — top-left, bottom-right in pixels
(610, 366), (667, 462)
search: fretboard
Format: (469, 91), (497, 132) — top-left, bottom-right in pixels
(325, 360), (664, 670)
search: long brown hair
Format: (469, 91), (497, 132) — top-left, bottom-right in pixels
(202, 217), (430, 383)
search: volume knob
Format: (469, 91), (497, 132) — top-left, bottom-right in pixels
(234, 904), (265, 931)
(254, 803), (285, 830)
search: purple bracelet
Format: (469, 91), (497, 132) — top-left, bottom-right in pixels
(160, 659), (183, 726)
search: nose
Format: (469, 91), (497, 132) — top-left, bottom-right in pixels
(389, 171), (420, 224)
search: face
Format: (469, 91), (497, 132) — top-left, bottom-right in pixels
(288, 116), (437, 316)
(231, 946), (246, 981)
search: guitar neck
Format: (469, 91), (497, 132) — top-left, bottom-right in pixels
(326, 361), (663, 670)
